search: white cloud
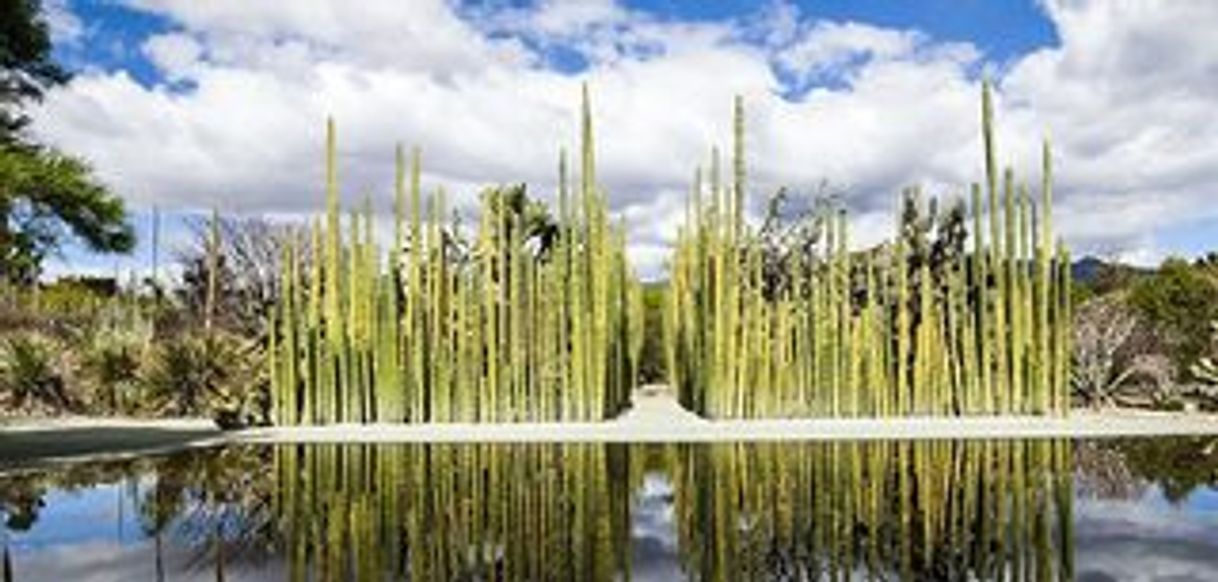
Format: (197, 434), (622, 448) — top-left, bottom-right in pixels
(42, 0), (83, 44)
(142, 32), (204, 81)
(1000, 0), (1218, 263)
(29, 0), (1218, 277)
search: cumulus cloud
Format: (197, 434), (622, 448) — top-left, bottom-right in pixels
(998, 0), (1218, 261)
(29, 0), (1218, 277)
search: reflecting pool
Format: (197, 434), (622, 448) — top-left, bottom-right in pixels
(2, 438), (1217, 580)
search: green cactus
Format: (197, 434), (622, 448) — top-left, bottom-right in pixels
(269, 88), (639, 425)
(666, 85), (1072, 419)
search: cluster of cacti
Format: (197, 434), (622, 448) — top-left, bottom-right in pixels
(270, 87), (642, 424)
(667, 83), (1073, 418)
(673, 439), (1074, 580)
(272, 443), (631, 581)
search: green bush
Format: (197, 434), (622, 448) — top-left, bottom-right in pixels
(1129, 258), (1218, 379)
(637, 283), (667, 384)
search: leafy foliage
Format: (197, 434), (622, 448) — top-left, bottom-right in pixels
(1109, 436), (1218, 503)
(0, 143), (135, 284)
(636, 283), (667, 383)
(1128, 258), (1218, 379)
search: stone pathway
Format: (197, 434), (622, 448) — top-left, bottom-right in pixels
(616, 384), (707, 426)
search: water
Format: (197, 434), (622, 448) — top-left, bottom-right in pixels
(1, 438), (1216, 581)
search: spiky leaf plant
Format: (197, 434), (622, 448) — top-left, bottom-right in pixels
(0, 332), (72, 414)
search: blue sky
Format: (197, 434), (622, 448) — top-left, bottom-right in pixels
(55, 1), (1059, 89)
(32, 1), (1218, 279)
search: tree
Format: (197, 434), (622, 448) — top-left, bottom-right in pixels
(0, 0), (134, 283)
(1071, 294), (1142, 407)
(0, 148), (134, 282)
(1, 0), (69, 141)
(175, 214), (293, 337)
(1128, 258), (1218, 379)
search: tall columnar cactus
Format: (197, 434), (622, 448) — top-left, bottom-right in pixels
(667, 83), (1072, 419)
(269, 86), (640, 425)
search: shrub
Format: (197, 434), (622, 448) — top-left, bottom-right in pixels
(1129, 258), (1218, 379)
(1192, 321), (1218, 381)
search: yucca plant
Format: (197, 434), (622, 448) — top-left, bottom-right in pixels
(269, 85), (641, 425)
(667, 82), (1072, 418)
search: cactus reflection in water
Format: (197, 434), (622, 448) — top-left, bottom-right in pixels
(271, 443), (633, 581)
(666, 83), (1073, 418)
(269, 85), (642, 424)
(673, 439), (1074, 581)
(0, 440), (1076, 580)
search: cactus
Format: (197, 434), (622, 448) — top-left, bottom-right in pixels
(269, 87), (638, 425)
(666, 84), (1072, 419)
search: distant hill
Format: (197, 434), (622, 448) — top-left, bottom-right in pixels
(1071, 255), (1151, 292)
(1071, 256), (1109, 285)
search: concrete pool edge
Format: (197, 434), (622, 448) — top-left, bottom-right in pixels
(4, 409), (1218, 473)
(231, 411), (1218, 444)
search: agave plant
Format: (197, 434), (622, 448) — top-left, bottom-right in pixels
(77, 306), (153, 414)
(141, 331), (265, 427)
(0, 332), (73, 414)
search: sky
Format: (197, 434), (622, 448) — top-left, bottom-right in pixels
(29, 0), (1218, 280)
